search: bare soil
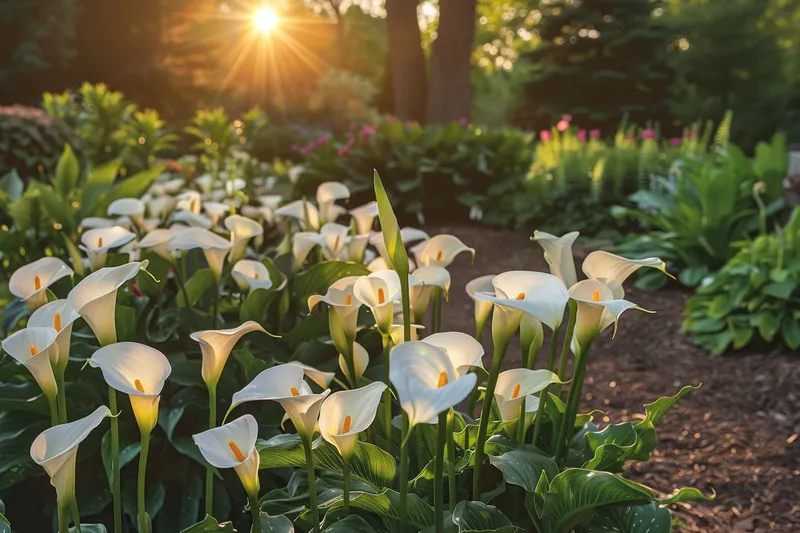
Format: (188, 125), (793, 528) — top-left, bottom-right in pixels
(431, 223), (800, 533)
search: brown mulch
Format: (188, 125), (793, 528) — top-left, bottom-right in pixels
(429, 224), (800, 533)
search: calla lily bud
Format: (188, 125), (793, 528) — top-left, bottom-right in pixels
(193, 414), (261, 496)
(10, 257), (73, 311)
(319, 382), (387, 459)
(532, 230), (579, 288)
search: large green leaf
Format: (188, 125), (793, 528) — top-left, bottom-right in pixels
(258, 512), (295, 532)
(292, 261), (371, 307)
(580, 502), (670, 533)
(54, 144), (80, 198)
(317, 489), (435, 529)
(180, 516), (235, 532)
(258, 434), (396, 490)
(581, 423), (638, 472)
(92, 165), (164, 216)
(0, 498), (10, 533)
(658, 486), (714, 506)
(452, 500), (517, 533)
(322, 514), (376, 532)
(488, 449), (559, 492)
(81, 160), (121, 213)
(176, 268), (215, 308)
(537, 469), (656, 533)
(630, 385), (700, 460)
(1, 298), (28, 335)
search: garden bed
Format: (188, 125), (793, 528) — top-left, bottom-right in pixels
(435, 223), (800, 533)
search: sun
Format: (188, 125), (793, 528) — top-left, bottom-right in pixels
(253, 6), (279, 34)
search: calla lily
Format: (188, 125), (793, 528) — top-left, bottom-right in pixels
(532, 230), (579, 287)
(367, 256), (391, 272)
(147, 195), (176, 220)
(288, 361), (335, 389)
(308, 276), (362, 366)
(230, 364), (330, 439)
(203, 201), (229, 226)
(176, 191), (203, 214)
(317, 181), (350, 223)
(275, 200), (320, 231)
(389, 323), (423, 345)
(288, 165), (304, 184)
(224, 177), (247, 196)
(67, 261), (147, 346)
(417, 234), (475, 268)
(389, 341), (477, 428)
(30, 406), (112, 521)
(225, 215), (263, 263)
(292, 232), (326, 269)
(349, 201), (378, 235)
(190, 321), (266, 389)
(79, 226), (136, 270)
(257, 195), (283, 225)
(108, 198), (145, 227)
(10, 257), (73, 311)
(29, 300), (80, 376)
(422, 332), (485, 375)
(370, 228), (429, 263)
(494, 368), (562, 422)
(138, 228), (177, 262)
(465, 274), (496, 340)
(1, 327), (59, 401)
(193, 414), (261, 496)
(582, 250), (672, 298)
(353, 270), (403, 336)
(568, 279), (644, 350)
(346, 234), (370, 264)
(171, 210), (212, 229)
(410, 266), (451, 324)
(319, 382), (387, 459)
(231, 260), (274, 293)
(195, 174), (213, 193)
(80, 217), (117, 230)
(89, 342), (171, 433)
(140, 218), (160, 233)
(339, 341), (370, 383)
(169, 227), (231, 280)
(319, 223), (352, 260)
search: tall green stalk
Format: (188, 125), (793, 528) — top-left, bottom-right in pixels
(381, 334), (393, 441)
(555, 344), (591, 465)
(532, 329), (560, 446)
(446, 410), (457, 515)
(342, 456), (351, 516)
(137, 430), (152, 532)
(57, 500), (70, 533)
(55, 373), (68, 424)
(47, 393), (59, 427)
(434, 412), (447, 533)
(249, 492), (262, 533)
(431, 288), (442, 334)
(398, 414), (411, 533)
(554, 301), (578, 399)
(108, 387), (122, 533)
(302, 438), (320, 532)
(205, 384), (217, 516)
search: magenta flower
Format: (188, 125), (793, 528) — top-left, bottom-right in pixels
(556, 120), (569, 132)
(641, 128), (657, 140)
(670, 137), (682, 146)
(315, 136), (328, 147)
(386, 115), (398, 123)
(540, 130), (552, 142)
(459, 117), (469, 126)
(577, 129), (587, 142)
(561, 114), (572, 122)
(626, 133), (636, 140)
(590, 129), (601, 139)
(338, 146), (350, 157)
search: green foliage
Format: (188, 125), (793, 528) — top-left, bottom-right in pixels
(308, 67), (380, 125)
(684, 208), (800, 355)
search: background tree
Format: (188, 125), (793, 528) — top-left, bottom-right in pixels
(385, 0), (427, 121)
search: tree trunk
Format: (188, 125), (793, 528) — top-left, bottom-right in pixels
(385, 0), (427, 122)
(427, 0), (476, 123)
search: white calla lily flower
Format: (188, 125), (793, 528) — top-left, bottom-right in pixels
(349, 201), (379, 235)
(190, 321), (266, 389)
(138, 228), (177, 262)
(147, 195), (176, 220)
(345, 234), (370, 263)
(417, 234), (475, 268)
(1, 327), (59, 400)
(10, 257), (73, 311)
(318, 223), (351, 260)
(79, 217), (117, 230)
(568, 279), (645, 350)
(89, 342), (171, 433)
(319, 382), (387, 459)
(275, 200), (320, 231)
(29, 300), (80, 375)
(367, 256), (391, 272)
(231, 260), (274, 293)
(257, 195), (283, 225)
(287, 361), (335, 389)
(67, 261), (147, 346)
(390, 341), (477, 428)
(108, 198), (145, 227)
(410, 266), (451, 323)
(465, 274), (496, 340)
(195, 175), (213, 193)
(224, 177), (247, 196)
(532, 230), (579, 288)
(316, 182), (350, 223)
(422, 332), (485, 375)
(79, 226), (136, 270)
(369, 228), (429, 263)
(287, 165), (304, 184)
(171, 210), (212, 229)
(339, 341), (370, 383)
(582, 251), (672, 298)
(30, 406), (112, 513)
(308, 276), (362, 362)
(292, 231), (326, 269)
(169, 227), (231, 280)
(163, 178), (185, 194)
(494, 368), (562, 422)
(225, 215), (263, 264)
(193, 414), (260, 496)
(354, 270), (403, 336)
(176, 191), (203, 214)
(203, 202), (229, 226)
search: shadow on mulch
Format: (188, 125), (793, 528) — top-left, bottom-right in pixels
(427, 223), (800, 533)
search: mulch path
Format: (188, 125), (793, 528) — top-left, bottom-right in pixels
(428, 223), (800, 533)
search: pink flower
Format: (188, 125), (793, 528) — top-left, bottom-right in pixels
(300, 148), (311, 157)
(338, 146), (350, 157)
(386, 115), (398, 123)
(641, 128), (657, 140)
(348, 123), (356, 132)
(626, 133), (636, 140)
(540, 130), (552, 142)
(459, 117), (469, 126)
(315, 136), (328, 147)
(290, 144), (300, 152)
(670, 137), (682, 146)
(590, 129), (601, 139)
(556, 120), (569, 132)
(577, 129), (587, 142)
(561, 114), (572, 122)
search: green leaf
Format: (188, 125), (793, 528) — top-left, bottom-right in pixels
(0, 170), (24, 201)
(101, 430), (142, 485)
(180, 516), (235, 532)
(81, 160), (121, 213)
(322, 514), (376, 532)
(581, 502), (670, 533)
(452, 500), (516, 533)
(0, 498), (10, 533)
(782, 317), (800, 350)
(762, 280), (795, 299)
(258, 434), (396, 490)
(258, 512), (294, 532)
(373, 170), (409, 277)
(2, 298), (29, 335)
(581, 423), (638, 472)
(54, 144), (80, 198)
(659, 486), (714, 506)
(292, 261), (371, 308)
(757, 312), (780, 342)
(678, 265), (709, 287)
(630, 385), (700, 461)
(91, 165), (163, 216)
(488, 449), (559, 492)
(63, 234), (86, 277)
(177, 268), (215, 308)
(538, 469), (656, 533)
(317, 489), (435, 529)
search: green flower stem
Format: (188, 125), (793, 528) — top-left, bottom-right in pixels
(212, 280), (221, 328)
(137, 429), (152, 532)
(174, 257), (190, 309)
(108, 387), (122, 533)
(205, 384), (217, 516)
(398, 414), (411, 533)
(71, 501), (82, 533)
(515, 402), (526, 444)
(249, 491), (262, 533)
(532, 329), (560, 446)
(302, 437), (320, 533)
(472, 336), (510, 500)
(431, 288), (442, 334)
(554, 301), (577, 399)
(57, 499), (70, 533)
(47, 393), (59, 427)
(555, 344), (591, 465)
(446, 409), (457, 515)
(342, 455), (351, 516)
(381, 334), (393, 441)
(400, 279), (411, 343)
(55, 372), (68, 424)
(435, 412), (447, 533)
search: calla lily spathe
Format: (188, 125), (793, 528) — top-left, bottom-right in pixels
(79, 226), (136, 270)
(532, 230), (579, 288)
(354, 270), (403, 336)
(319, 382), (387, 459)
(30, 406), (112, 511)
(231, 260), (274, 294)
(370, 228), (429, 264)
(171, 210), (212, 229)
(389, 323), (423, 345)
(80, 217), (117, 230)
(308, 276), (362, 362)
(292, 232), (326, 269)
(349, 201), (378, 235)
(9, 257), (73, 311)
(138, 228), (177, 262)
(582, 250), (672, 298)
(339, 341), (370, 383)
(389, 342), (477, 428)
(169, 227), (231, 280)
(567, 279), (645, 350)
(190, 321), (266, 389)
(29, 300), (80, 376)
(275, 200), (320, 231)
(67, 261), (147, 346)
(147, 195), (176, 220)
(494, 368), (562, 421)
(410, 266), (451, 323)
(89, 342), (172, 433)
(319, 223), (352, 260)
(317, 181), (350, 223)
(465, 274), (496, 339)
(1, 327), (59, 400)
(176, 191), (203, 214)
(422, 332), (485, 375)
(225, 215), (263, 263)
(108, 198), (145, 227)
(203, 202), (229, 227)
(193, 414), (261, 496)
(288, 361), (335, 389)
(417, 234), (475, 268)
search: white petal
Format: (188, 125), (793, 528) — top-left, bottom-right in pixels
(418, 235), (475, 268)
(319, 382), (386, 457)
(474, 271), (568, 331)
(30, 406), (111, 475)
(169, 227), (231, 252)
(80, 226), (136, 253)
(422, 332), (484, 375)
(230, 364), (305, 410)
(108, 198), (145, 218)
(190, 321), (265, 387)
(532, 230), (579, 287)
(317, 182), (350, 204)
(89, 342), (171, 395)
(287, 361), (335, 389)
(339, 341), (370, 381)
(582, 251), (671, 298)
(193, 414), (259, 468)
(9, 257), (73, 305)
